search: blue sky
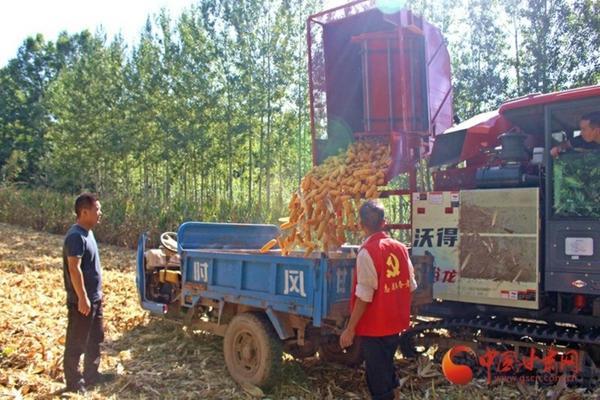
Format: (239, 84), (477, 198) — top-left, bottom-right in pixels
(1, 0), (349, 68)
(0, 0), (194, 67)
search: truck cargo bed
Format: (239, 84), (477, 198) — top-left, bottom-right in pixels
(137, 222), (356, 328)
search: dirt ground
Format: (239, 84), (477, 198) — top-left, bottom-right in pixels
(0, 222), (597, 399)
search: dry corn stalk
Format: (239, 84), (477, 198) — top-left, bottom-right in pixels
(268, 141), (391, 256)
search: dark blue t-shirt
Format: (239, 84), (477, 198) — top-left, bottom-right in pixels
(63, 224), (103, 304)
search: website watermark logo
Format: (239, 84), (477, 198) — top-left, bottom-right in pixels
(442, 345), (581, 385)
(441, 345), (477, 385)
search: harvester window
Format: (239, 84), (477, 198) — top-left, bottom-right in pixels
(548, 101), (600, 219)
(552, 149), (600, 218)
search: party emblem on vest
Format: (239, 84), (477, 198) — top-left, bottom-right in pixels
(385, 253), (401, 278)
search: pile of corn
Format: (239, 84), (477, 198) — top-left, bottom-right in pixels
(262, 141), (391, 256)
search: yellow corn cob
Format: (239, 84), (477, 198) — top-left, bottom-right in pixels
(260, 239), (278, 254)
(280, 221), (297, 230)
(271, 141), (390, 255)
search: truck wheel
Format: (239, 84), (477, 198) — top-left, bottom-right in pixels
(319, 335), (363, 366)
(223, 312), (283, 388)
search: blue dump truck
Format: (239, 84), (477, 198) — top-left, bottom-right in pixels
(136, 222), (432, 387)
(138, 222), (359, 387)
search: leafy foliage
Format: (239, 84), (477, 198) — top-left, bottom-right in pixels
(451, 0), (510, 119)
(553, 151), (600, 217)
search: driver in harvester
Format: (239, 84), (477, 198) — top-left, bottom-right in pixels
(551, 111), (600, 157)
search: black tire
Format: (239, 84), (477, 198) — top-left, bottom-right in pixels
(319, 335), (363, 366)
(223, 312), (283, 388)
(284, 339), (319, 360)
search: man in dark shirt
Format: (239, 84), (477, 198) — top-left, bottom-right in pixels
(551, 111), (600, 157)
(62, 193), (113, 392)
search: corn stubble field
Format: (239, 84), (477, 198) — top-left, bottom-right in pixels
(0, 222), (598, 400)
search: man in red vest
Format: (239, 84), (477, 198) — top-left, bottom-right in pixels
(340, 200), (416, 400)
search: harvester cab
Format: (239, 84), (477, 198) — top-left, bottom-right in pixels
(423, 86), (600, 314)
(401, 87), (600, 383)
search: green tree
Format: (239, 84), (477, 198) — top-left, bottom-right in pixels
(519, 0), (572, 93)
(44, 32), (128, 193)
(567, 0), (600, 86)
(0, 31), (97, 185)
(0, 35), (55, 184)
(451, 0), (509, 119)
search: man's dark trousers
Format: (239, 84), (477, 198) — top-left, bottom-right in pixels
(360, 334), (400, 400)
(63, 300), (104, 388)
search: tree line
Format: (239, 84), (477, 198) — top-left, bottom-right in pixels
(409, 0), (599, 118)
(0, 0), (598, 241)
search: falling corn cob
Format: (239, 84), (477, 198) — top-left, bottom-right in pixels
(262, 141), (391, 256)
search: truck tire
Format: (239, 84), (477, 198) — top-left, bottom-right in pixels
(319, 334), (363, 366)
(223, 312), (283, 388)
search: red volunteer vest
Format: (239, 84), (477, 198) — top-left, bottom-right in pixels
(351, 231), (412, 337)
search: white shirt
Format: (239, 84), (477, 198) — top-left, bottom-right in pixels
(355, 237), (418, 302)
